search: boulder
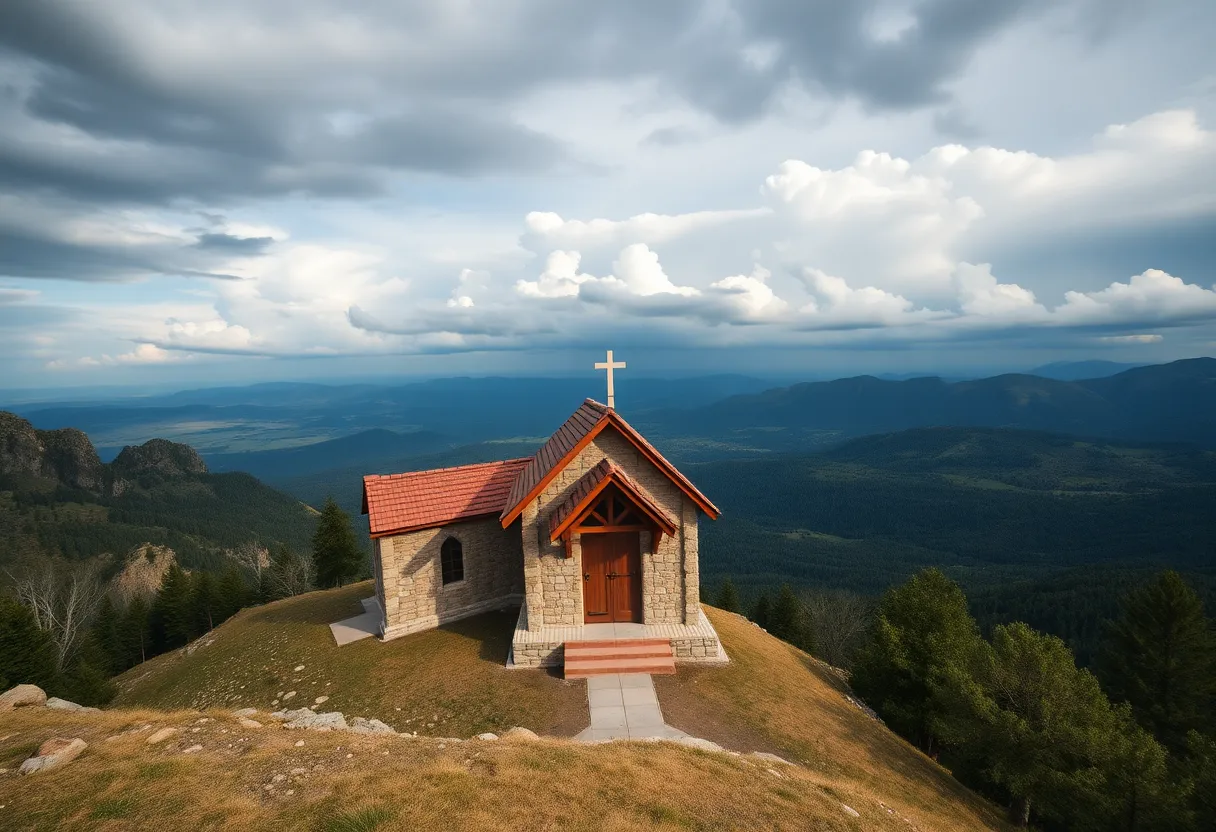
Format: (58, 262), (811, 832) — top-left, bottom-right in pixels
(0, 684), (47, 712)
(232, 708), (258, 718)
(283, 711), (347, 731)
(349, 717), (394, 734)
(503, 727), (540, 742)
(675, 737), (723, 752)
(45, 697), (100, 714)
(270, 708), (313, 722)
(146, 727), (179, 745)
(841, 804), (861, 819)
(19, 738), (87, 774)
(238, 718), (263, 729)
(475, 733), (499, 741)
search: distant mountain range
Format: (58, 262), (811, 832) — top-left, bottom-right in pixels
(639, 357), (1216, 454)
(1026, 360), (1146, 381)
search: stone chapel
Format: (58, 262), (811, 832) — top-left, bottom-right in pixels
(361, 373), (726, 675)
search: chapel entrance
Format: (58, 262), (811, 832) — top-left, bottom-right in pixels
(582, 531), (642, 624)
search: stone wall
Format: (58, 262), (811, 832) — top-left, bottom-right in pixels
(377, 515), (524, 641)
(521, 427), (702, 629)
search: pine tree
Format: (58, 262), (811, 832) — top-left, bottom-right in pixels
(0, 596), (58, 690)
(151, 563), (195, 650)
(769, 584), (812, 651)
(191, 570), (223, 633)
(91, 595), (124, 674)
(217, 567), (250, 622)
(313, 497), (363, 588)
(751, 593), (772, 630)
(714, 578), (741, 613)
(850, 568), (983, 756)
(121, 596), (151, 667)
(1098, 570), (1216, 752)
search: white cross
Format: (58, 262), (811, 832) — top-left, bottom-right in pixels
(594, 349), (626, 409)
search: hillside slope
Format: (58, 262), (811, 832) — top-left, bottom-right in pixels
(108, 584), (1010, 831)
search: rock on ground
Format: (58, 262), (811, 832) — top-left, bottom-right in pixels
(45, 697), (100, 714)
(238, 718), (263, 729)
(232, 708), (258, 717)
(19, 738), (87, 774)
(476, 733), (499, 741)
(841, 804), (861, 818)
(676, 737), (723, 752)
(283, 711), (347, 731)
(146, 727), (179, 745)
(349, 717), (394, 734)
(0, 684), (47, 712)
(503, 727), (539, 741)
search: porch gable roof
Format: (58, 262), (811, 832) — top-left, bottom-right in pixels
(547, 457), (679, 543)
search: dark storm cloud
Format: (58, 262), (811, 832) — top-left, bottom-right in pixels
(192, 234), (274, 255)
(0, 227), (245, 282)
(0, 0), (1061, 201)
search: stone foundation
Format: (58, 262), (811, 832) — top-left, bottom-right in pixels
(380, 593), (522, 642)
(508, 606), (727, 668)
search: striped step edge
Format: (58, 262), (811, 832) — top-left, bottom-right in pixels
(564, 657), (678, 679)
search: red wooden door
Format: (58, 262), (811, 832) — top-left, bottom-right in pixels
(582, 534), (611, 622)
(607, 532), (642, 623)
(582, 532), (642, 623)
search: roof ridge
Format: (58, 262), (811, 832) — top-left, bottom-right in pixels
(364, 456), (532, 481)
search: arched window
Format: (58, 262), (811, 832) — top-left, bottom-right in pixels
(441, 537), (464, 585)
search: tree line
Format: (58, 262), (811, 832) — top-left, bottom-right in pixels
(712, 570), (1216, 829)
(0, 497), (364, 706)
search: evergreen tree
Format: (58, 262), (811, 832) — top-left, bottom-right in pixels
(151, 563), (195, 650)
(217, 567), (250, 622)
(751, 593), (772, 630)
(121, 596), (151, 667)
(948, 622), (1179, 829)
(0, 596), (58, 691)
(850, 568), (984, 756)
(91, 595), (124, 674)
(714, 578), (741, 613)
(1098, 570), (1216, 752)
(769, 584), (812, 651)
(59, 632), (117, 707)
(191, 570), (223, 633)
(1186, 731), (1216, 827)
(312, 497), (363, 589)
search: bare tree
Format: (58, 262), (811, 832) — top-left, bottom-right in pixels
(264, 549), (315, 599)
(7, 558), (108, 671)
(801, 589), (873, 670)
(227, 541), (270, 582)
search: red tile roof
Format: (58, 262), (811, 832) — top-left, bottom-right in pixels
(500, 398), (607, 520)
(499, 398), (719, 526)
(548, 458), (679, 542)
(363, 457), (532, 538)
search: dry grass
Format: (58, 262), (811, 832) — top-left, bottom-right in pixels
(654, 606), (1013, 832)
(99, 585), (1013, 830)
(113, 582), (587, 738)
(2, 706), (950, 831)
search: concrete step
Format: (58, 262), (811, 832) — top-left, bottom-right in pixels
(565, 639), (673, 660)
(563, 638), (676, 679)
(564, 655), (677, 679)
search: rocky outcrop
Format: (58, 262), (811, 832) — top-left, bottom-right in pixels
(111, 439), (208, 479)
(19, 737), (87, 774)
(112, 544), (177, 604)
(0, 684), (48, 712)
(0, 413), (104, 491)
(45, 697), (101, 714)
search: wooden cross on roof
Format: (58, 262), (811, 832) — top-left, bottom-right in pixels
(594, 349), (626, 409)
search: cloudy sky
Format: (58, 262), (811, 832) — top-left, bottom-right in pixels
(1, 0), (1214, 389)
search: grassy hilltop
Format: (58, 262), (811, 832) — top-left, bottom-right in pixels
(0, 584), (1019, 830)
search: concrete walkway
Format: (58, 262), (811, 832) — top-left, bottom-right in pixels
(574, 673), (688, 742)
(329, 597), (381, 646)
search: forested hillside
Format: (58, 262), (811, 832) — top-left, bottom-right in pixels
(693, 426), (1216, 661)
(0, 411), (316, 572)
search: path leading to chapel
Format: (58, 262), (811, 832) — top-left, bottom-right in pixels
(574, 673), (689, 742)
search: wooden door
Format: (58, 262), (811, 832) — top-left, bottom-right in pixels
(582, 532), (642, 624)
(582, 534), (611, 622)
